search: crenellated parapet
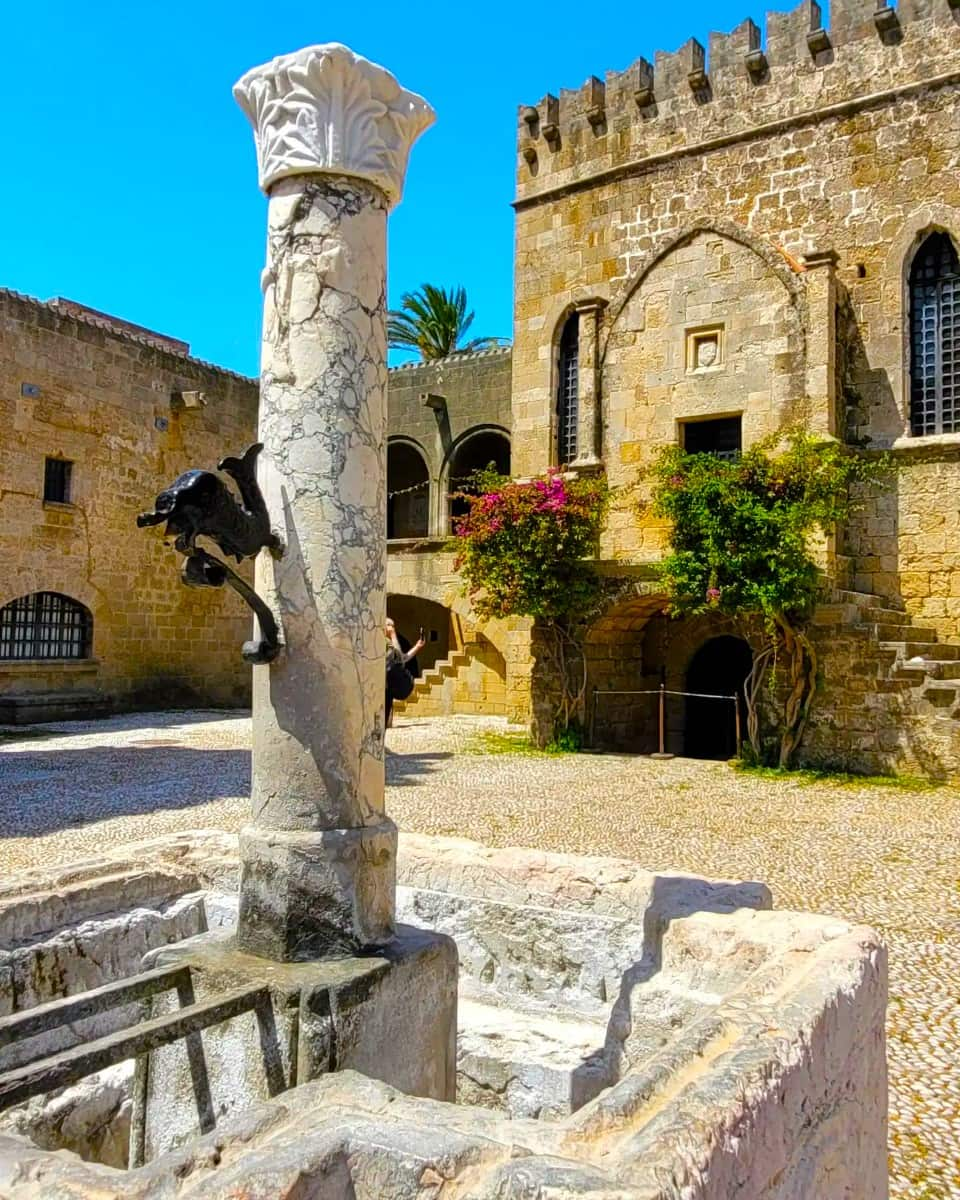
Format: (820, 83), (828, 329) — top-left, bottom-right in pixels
(516, 0), (960, 204)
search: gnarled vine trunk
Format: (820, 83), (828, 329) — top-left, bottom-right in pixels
(538, 618), (588, 741)
(740, 617), (818, 767)
(775, 613), (818, 768)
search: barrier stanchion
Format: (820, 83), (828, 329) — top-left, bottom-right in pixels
(651, 682), (674, 760)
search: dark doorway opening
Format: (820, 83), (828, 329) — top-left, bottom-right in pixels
(387, 443), (429, 539)
(684, 636), (752, 760)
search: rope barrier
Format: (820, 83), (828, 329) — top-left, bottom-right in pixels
(590, 685), (741, 758)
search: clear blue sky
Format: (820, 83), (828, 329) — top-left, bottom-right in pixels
(3, 0), (797, 377)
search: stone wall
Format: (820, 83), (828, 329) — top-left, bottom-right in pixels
(0, 290), (260, 714)
(512, 0), (960, 636)
(0, 296), (514, 720)
(387, 542), (531, 722)
(0, 830), (887, 1198)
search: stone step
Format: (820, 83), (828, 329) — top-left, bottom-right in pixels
(922, 684), (958, 708)
(869, 623), (940, 643)
(837, 588), (903, 611)
(881, 641), (960, 661)
(397, 650), (472, 708)
(863, 607), (911, 626)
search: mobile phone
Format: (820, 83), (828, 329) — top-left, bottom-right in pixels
(418, 626), (425, 640)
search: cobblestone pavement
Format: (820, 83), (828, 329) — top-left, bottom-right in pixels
(1, 710), (958, 1196)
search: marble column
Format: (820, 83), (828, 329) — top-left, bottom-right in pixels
(233, 44), (434, 960)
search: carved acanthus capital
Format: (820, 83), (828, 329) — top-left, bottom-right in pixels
(234, 43), (435, 206)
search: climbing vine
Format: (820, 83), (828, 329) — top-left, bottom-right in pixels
(649, 432), (888, 767)
(453, 468), (610, 742)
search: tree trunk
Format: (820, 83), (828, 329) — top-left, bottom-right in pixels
(775, 614), (818, 768)
(743, 641), (774, 761)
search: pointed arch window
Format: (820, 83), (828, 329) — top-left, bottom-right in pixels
(910, 231), (960, 436)
(0, 593), (91, 660)
(556, 314), (579, 465)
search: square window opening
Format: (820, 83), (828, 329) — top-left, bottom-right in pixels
(682, 416), (742, 461)
(44, 458), (73, 504)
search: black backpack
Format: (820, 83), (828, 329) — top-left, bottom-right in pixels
(386, 650), (415, 701)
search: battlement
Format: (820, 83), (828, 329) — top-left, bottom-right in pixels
(516, 0), (960, 204)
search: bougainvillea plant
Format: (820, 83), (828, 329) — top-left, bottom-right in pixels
(650, 432), (888, 767)
(453, 468), (609, 741)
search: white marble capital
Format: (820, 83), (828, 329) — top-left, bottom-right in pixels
(234, 42), (435, 205)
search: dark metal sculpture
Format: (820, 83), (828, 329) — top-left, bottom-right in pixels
(137, 443), (282, 663)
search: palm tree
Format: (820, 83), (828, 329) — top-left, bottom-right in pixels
(387, 284), (501, 360)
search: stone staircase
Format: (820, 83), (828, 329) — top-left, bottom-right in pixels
(393, 648), (472, 714)
(829, 587), (960, 717)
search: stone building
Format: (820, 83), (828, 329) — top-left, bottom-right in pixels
(0, 290), (260, 722)
(9, 0), (960, 775)
(0, 293), (518, 723)
(502, 0), (960, 776)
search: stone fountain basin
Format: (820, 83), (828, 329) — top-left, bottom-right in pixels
(0, 831), (887, 1198)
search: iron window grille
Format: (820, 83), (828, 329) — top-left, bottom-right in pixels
(43, 458), (72, 503)
(556, 315), (579, 465)
(0, 593), (91, 660)
(910, 232), (960, 436)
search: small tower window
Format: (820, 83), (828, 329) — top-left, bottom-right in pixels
(910, 231), (960, 436)
(43, 458), (73, 503)
(556, 314), (579, 466)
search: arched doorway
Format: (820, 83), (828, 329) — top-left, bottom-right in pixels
(684, 636), (752, 760)
(386, 595), (453, 675)
(387, 442), (429, 539)
(447, 429), (510, 531)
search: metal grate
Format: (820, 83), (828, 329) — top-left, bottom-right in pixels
(910, 232), (960, 436)
(0, 593), (90, 660)
(43, 458), (72, 503)
(556, 315), (579, 465)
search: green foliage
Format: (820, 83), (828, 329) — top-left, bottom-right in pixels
(650, 433), (887, 622)
(387, 283), (503, 360)
(453, 469), (609, 621)
(545, 721), (585, 753)
(465, 729), (573, 756)
(731, 760), (940, 792)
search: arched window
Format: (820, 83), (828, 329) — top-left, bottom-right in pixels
(0, 593), (91, 660)
(910, 231), (960, 436)
(556, 314), (579, 465)
(387, 442), (430, 539)
(447, 430), (511, 532)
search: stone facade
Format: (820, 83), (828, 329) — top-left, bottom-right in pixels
(0, 290), (259, 719)
(510, 0), (960, 774)
(10, 1), (960, 772)
(0, 297), (513, 724)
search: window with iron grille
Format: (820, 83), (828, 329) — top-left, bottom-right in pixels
(556, 315), (579, 465)
(43, 458), (72, 503)
(0, 593), (91, 660)
(910, 232), (960, 436)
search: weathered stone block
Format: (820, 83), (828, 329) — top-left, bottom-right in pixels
(137, 924), (458, 1162)
(237, 821), (397, 959)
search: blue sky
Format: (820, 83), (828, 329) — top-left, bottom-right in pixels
(3, 1), (802, 377)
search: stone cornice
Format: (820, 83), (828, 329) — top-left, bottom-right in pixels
(234, 43), (435, 206)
